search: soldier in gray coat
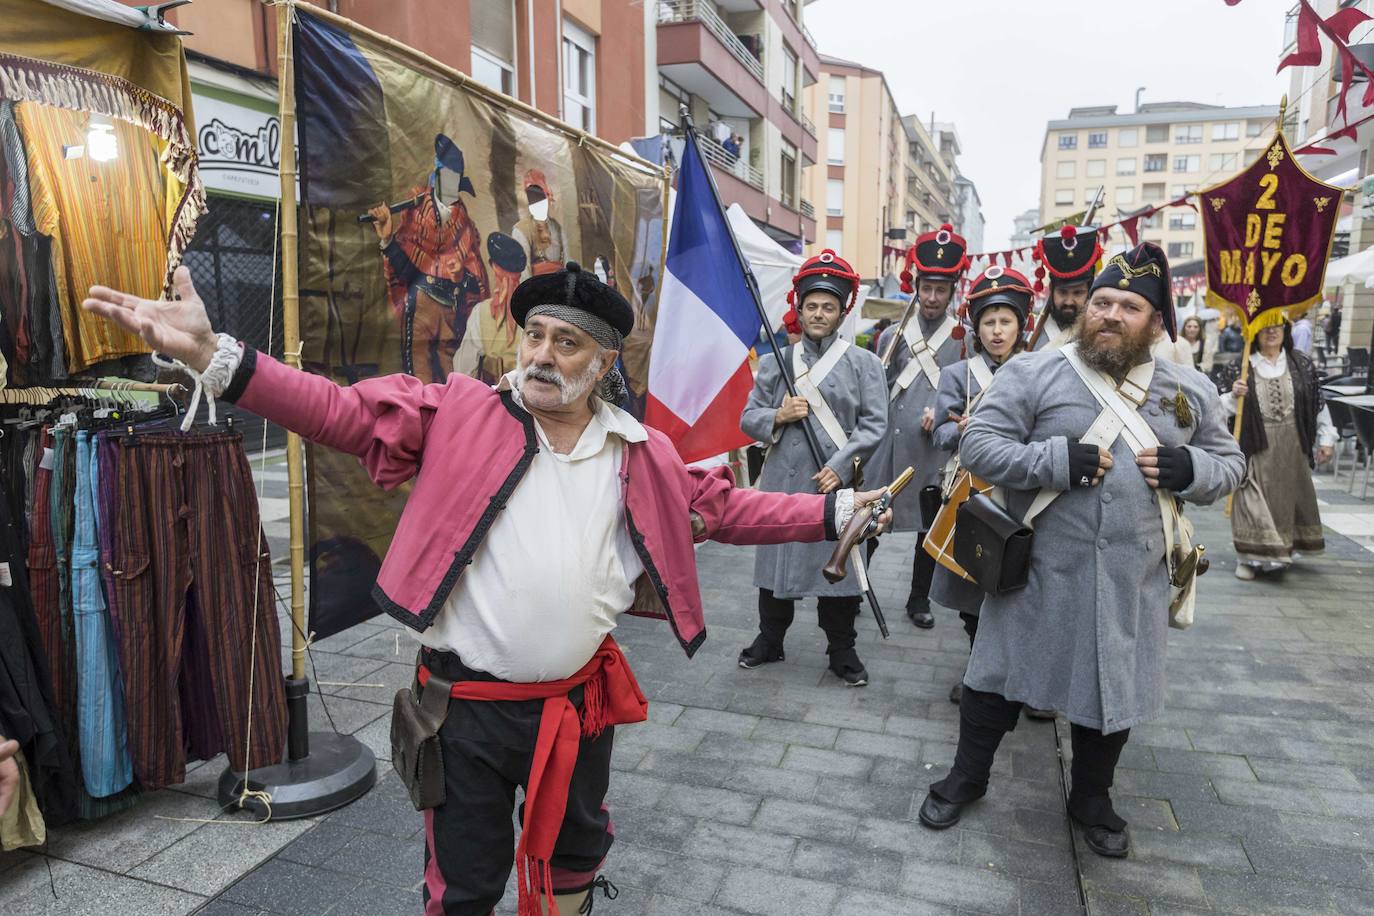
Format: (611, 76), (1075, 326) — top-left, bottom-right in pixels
(870, 225), (969, 628)
(1027, 225), (1102, 352)
(738, 250), (888, 687)
(925, 266), (1052, 720)
(918, 243), (1245, 860)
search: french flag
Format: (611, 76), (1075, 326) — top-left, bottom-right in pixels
(644, 129), (760, 464)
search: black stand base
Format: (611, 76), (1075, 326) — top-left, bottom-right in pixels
(217, 677), (377, 819)
(217, 730), (377, 820)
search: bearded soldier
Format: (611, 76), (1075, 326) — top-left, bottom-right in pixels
(738, 251), (888, 687)
(870, 225), (969, 629)
(917, 243), (1244, 859)
(1027, 225), (1103, 352)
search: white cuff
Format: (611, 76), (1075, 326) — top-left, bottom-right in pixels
(834, 488), (856, 533)
(151, 333), (242, 432)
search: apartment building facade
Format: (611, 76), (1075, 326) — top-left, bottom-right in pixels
(657, 0), (820, 250)
(801, 56), (904, 281)
(1039, 101), (1280, 264)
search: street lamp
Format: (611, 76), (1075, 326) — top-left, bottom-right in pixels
(1135, 86), (1146, 113)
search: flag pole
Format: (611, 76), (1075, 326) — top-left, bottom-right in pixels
(677, 107), (826, 472)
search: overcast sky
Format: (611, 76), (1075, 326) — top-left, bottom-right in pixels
(806, 0), (1294, 250)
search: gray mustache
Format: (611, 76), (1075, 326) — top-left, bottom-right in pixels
(524, 367), (564, 388)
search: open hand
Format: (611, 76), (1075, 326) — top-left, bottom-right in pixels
(83, 267), (218, 372)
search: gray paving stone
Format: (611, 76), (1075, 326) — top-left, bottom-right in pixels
(1211, 778), (1329, 815)
(828, 889), (955, 916)
(195, 901), (264, 916)
(724, 762), (821, 800)
(322, 879), (417, 916)
(1250, 757), (1364, 790)
(788, 838), (904, 893)
(714, 866), (841, 916)
(695, 732), (789, 767)
(834, 728), (921, 761)
(753, 798), (860, 842)
(1151, 747), (1257, 781)
(658, 783), (762, 826)
(957, 830), (1077, 884)
(1278, 812), (1374, 853)
(749, 717), (839, 749)
(1017, 876), (1084, 915)
(221, 858), (361, 914)
(1084, 889), (1152, 916)
(320, 830), (425, 889)
(0, 858), (206, 916)
(1241, 837), (1374, 889)
(1198, 871), (1341, 915)
(127, 816), (314, 895)
(650, 855), (730, 903)
(812, 776), (915, 820)
(274, 820), (367, 867)
(1110, 767), (1219, 804)
(1078, 856), (1210, 909)
(679, 821), (797, 868)
(1129, 827), (1252, 871)
(323, 773), (422, 839)
(676, 707), (762, 736)
(42, 788), (219, 872)
(895, 859), (1021, 915)
(779, 744), (873, 779)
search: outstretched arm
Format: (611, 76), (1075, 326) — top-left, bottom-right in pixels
(686, 463), (891, 546)
(82, 267), (447, 489)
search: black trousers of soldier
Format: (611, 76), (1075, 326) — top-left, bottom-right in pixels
(419, 648), (615, 915)
(931, 685), (1130, 831)
(757, 588), (860, 655)
(909, 532), (937, 610)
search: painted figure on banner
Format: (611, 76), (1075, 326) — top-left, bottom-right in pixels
(869, 225), (969, 629)
(511, 169), (566, 279)
(1028, 224), (1103, 352)
(454, 232), (527, 384)
(368, 132), (489, 383)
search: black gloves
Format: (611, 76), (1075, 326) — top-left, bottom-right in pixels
(1068, 442), (1102, 488)
(1152, 446), (1195, 492)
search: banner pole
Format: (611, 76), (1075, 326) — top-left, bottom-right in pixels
(1225, 326), (1253, 518)
(277, 0), (307, 687)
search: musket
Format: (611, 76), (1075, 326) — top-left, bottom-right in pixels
(879, 288), (920, 370)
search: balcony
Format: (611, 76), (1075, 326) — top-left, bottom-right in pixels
(800, 109), (816, 136)
(695, 131), (764, 191)
(658, 1), (767, 105)
(800, 198), (815, 219)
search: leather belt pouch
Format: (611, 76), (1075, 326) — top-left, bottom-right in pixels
(953, 492), (1033, 595)
(391, 660), (451, 811)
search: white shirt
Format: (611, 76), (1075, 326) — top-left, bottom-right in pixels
(1219, 351), (1338, 449)
(413, 379), (647, 681)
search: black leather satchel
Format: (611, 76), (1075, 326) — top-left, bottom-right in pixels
(953, 492), (1033, 595)
(391, 663), (451, 811)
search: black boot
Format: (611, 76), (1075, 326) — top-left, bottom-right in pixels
(1068, 724), (1132, 857)
(740, 589), (794, 669)
(922, 686), (1022, 829)
(818, 596), (865, 686)
(908, 535), (936, 628)
(948, 682), (963, 704)
(827, 646), (868, 687)
(738, 634), (784, 669)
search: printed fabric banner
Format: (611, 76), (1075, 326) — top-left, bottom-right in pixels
(291, 9), (668, 640)
(1199, 129), (1342, 332)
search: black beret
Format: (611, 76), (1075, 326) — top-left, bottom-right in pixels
(1090, 242), (1176, 340)
(510, 261), (635, 337)
(486, 232), (527, 274)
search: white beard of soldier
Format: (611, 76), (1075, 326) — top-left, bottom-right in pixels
(515, 349), (604, 406)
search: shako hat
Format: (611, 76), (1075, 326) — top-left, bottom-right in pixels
(1090, 242), (1176, 340)
(1032, 225), (1102, 295)
(900, 223), (969, 293)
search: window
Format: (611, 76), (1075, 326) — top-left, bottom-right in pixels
(1116, 157), (1137, 176)
(1054, 188), (1073, 205)
(1243, 148), (1261, 166)
(1173, 155), (1200, 173)
(828, 75), (846, 113)
(1175, 124), (1203, 144)
(1089, 131), (1108, 148)
(1144, 153), (1167, 172)
(1086, 159), (1106, 177)
(1170, 183), (1197, 199)
(780, 141), (798, 209)
(1208, 152), (1238, 173)
(1169, 212), (1198, 230)
(782, 46), (799, 112)
(1146, 124), (1169, 143)
(1246, 120), (1265, 137)
(1142, 211), (1162, 229)
(1212, 122), (1240, 141)
(1167, 241), (1195, 259)
(1058, 134), (1078, 150)
(1118, 128), (1138, 148)
(826, 228), (843, 251)
(1116, 186), (1136, 205)
(826, 178), (844, 216)
(1056, 160), (1076, 179)
(827, 128), (845, 166)
(471, 1), (517, 95)
(1142, 182), (1166, 203)
(562, 19), (596, 133)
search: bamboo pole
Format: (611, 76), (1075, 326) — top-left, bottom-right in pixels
(297, 4), (663, 182)
(276, 0), (307, 683)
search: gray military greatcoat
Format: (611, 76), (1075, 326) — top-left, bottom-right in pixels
(869, 314), (964, 531)
(928, 351), (1001, 615)
(960, 349), (1244, 733)
(1028, 309), (1073, 352)
(741, 332), (888, 598)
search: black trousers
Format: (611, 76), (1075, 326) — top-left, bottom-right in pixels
(757, 588), (860, 654)
(931, 685), (1130, 830)
(866, 534), (936, 612)
(959, 612), (979, 649)
(420, 648), (615, 915)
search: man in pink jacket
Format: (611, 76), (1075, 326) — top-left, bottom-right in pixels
(84, 261), (889, 916)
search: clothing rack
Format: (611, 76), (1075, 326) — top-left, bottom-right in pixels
(0, 381), (186, 404)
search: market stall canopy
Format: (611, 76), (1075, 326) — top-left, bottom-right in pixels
(1324, 245), (1374, 288)
(34, 0), (190, 33)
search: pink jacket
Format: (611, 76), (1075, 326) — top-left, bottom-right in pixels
(227, 351), (835, 656)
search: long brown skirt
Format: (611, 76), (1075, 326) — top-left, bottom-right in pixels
(1231, 420), (1325, 564)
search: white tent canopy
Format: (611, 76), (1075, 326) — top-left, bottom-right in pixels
(725, 203), (802, 331)
(1324, 245), (1374, 287)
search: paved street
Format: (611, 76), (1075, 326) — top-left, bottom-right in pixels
(2, 474), (1373, 914)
